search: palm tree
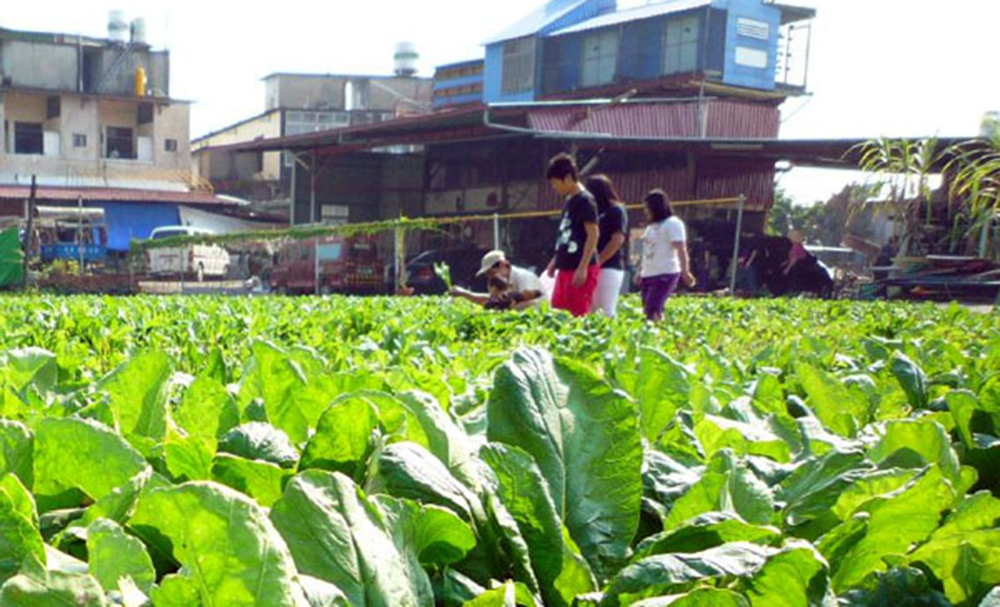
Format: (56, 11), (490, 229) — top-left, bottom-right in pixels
(854, 135), (1000, 260)
(853, 137), (943, 257)
(945, 134), (1000, 258)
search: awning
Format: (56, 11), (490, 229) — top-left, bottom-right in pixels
(178, 206), (266, 234)
(102, 202), (180, 252)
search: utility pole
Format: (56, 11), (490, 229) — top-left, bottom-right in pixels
(22, 176), (36, 289)
(78, 195), (85, 277)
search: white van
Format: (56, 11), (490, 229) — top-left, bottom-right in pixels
(147, 226), (230, 282)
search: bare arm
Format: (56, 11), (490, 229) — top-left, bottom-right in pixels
(450, 287), (490, 306)
(597, 233), (626, 267)
(546, 257), (557, 278)
(573, 223), (600, 286)
(674, 242), (696, 287)
(783, 258), (800, 275)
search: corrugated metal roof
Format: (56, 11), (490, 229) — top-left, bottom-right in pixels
(0, 186), (230, 206)
(547, 0), (712, 37)
(526, 100), (779, 138)
(484, 0), (593, 45)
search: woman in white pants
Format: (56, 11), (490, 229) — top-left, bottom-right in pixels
(586, 175), (629, 318)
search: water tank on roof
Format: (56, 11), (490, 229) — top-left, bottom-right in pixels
(108, 10), (128, 44)
(131, 18), (147, 45)
(394, 42), (419, 77)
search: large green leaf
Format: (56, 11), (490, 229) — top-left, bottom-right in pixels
(0, 420), (33, 489)
(0, 558), (107, 606)
(891, 351), (930, 410)
(164, 434), (215, 482)
(825, 466), (956, 593)
(840, 567), (950, 607)
(375, 495), (477, 570)
(695, 416), (792, 464)
(33, 417), (148, 511)
(631, 588), (750, 606)
(372, 442), (483, 523)
(481, 443), (597, 607)
(174, 375), (240, 442)
(371, 442), (537, 594)
(602, 542), (775, 606)
(795, 364), (867, 437)
(301, 394), (379, 477)
(218, 422), (300, 469)
(75, 468), (162, 529)
(0, 474), (45, 584)
(129, 481), (308, 606)
(94, 350), (172, 453)
(86, 518), (155, 595)
(0, 348), (58, 395)
(636, 348), (692, 443)
(778, 450), (872, 528)
(211, 453), (293, 508)
(948, 390), (982, 450)
(869, 419), (963, 486)
(487, 348), (643, 576)
(269, 470), (433, 607)
(634, 513), (781, 559)
(741, 542), (828, 607)
(909, 492), (1000, 606)
(237, 342), (339, 445)
(395, 391), (485, 489)
(464, 580), (539, 607)
(664, 452), (775, 529)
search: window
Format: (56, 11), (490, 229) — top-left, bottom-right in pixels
(73, 134), (88, 148)
(164, 138), (178, 152)
(582, 30), (619, 87)
(106, 126), (135, 159)
(14, 122), (43, 155)
(47, 96), (61, 120)
(501, 37), (536, 95)
(663, 14), (701, 75)
(138, 103), (154, 125)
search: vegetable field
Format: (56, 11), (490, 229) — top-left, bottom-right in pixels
(0, 295), (999, 606)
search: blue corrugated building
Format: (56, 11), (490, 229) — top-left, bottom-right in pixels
(434, 0), (814, 107)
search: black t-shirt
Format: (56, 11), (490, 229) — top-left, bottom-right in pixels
(554, 190), (599, 271)
(597, 205), (628, 270)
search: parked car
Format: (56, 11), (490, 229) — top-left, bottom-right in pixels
(270, 235), (385, 295)
(405, 247), (489, 295)
(146, 226), (231, 282)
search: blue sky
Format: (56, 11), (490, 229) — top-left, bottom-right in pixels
(3, 0), (996, 204)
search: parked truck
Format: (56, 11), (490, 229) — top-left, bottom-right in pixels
(146, 226), (231, 282)
(270, 235), (385, 295)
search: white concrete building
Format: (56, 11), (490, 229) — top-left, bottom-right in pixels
(0, 23), (195, 192)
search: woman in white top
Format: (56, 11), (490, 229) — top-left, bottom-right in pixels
(635, 190), (696, 321)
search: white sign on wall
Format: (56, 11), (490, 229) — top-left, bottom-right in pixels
(735, 46), (769, 69)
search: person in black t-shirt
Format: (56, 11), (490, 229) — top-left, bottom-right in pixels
(586, 174), (629, 317)
(544, 153), (600, 318)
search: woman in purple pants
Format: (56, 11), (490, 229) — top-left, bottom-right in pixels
(635, 190), (696, 321)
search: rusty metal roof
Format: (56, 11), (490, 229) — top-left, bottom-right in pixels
(0, 186), (231, 206)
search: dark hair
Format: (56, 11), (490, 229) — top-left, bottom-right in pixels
(488, 275), (509, 291)
(644, 189), (674, 223)
(546, 153), (578, 182)
(585, 174), (622, 213)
